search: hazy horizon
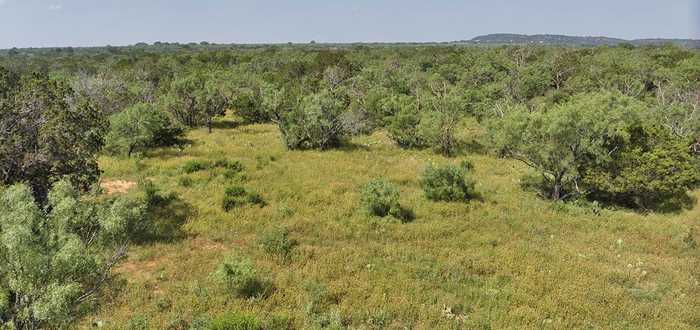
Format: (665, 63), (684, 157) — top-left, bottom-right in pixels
(0, 0), (698, 49)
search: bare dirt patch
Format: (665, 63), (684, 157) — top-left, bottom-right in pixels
(101, 180), (136, 195)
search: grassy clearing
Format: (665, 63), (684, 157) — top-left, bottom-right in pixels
(84, 115), (699, 329)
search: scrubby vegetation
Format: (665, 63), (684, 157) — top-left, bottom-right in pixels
(421, 163), (476, 202)
(0, 43), (699, 328)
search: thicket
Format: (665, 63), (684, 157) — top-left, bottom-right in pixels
(1, 43), (699, 327)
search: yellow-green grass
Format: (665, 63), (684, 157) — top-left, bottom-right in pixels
(83, 115), (699, 329)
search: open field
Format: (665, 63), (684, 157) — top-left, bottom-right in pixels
(84, 115), (700, 329)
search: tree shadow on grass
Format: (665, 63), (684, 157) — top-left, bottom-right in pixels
(336, 141), (371, 152)
(448, 139), (487, 157)
(519, 173), (698, 214)
(210, 120), (241, 130)
(132, 190), (193, 244)
(611, 192), (697, 215)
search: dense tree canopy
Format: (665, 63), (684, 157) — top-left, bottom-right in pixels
(0, 71), (106, 202)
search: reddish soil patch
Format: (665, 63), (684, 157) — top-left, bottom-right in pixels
(101, 180), (136, 195)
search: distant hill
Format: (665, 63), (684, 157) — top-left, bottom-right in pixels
(461, 33), (700, 48)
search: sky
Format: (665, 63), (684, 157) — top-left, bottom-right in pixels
(0, 0), (698, 48)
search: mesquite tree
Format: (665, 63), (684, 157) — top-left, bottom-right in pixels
(0, 180), (144, 328)
(0, 71), (106, 203)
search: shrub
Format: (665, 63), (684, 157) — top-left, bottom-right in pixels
(105, 103), (183, 157)
(181, 159), (211, 174)
(222, 186), (265, 211)
(582, 126), (699, 210)
(388, 107), (428, 148)
(210, 312), (262, 330)
(420, 163), (475, 202)
(213, 255), (271, 298)
(276, 91), (346, 150)
(0, 180), (146, 327)
(360, 180), (400, 217)
(222, 186), (247, 211)
(258, 227), (296, 259)
(231, 86), (268, 124)
(139, 179), (173, 208)
(214, 159), (244, 172)
(213, 159), (245, 179)
(246, 191), (267, 207)
(419, 90), (463, 156)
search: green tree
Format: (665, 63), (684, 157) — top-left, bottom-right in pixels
(0, 72), (106, 202)
(165, 70), (230, 133)
(0, 180), (144, 328)
(274, 91), (346, 150)
(583, 126), (699, 210)
(419, 84), (464, 156)
(490, 92), (643, 200)
(105, 103), (182, 157)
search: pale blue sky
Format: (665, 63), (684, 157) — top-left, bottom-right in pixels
(0, 0), (698, 48)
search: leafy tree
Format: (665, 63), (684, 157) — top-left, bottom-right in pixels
(70, 72), (134, 115)
(0, 179), (145, 328)
(274, 91), (346, 150)
(164, 70), (231, 132)
(0, 72), (106, 202)
(583, 126), (699, 210)
(419, 84), (464, 156)
(105, 103), (183, 157)
(491, 91), (697, 208)
(387, 98), (426, 148)
(490, 92), (643, 200)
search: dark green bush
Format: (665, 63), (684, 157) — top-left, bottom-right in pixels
(388, 108), (427, 148)
(420, 163), (475, 202)
(181, 159), (211, 174)
(222, 186), (247, 211)
(246, 191), (266, 207)
(360, 180), (414, 222)
(222, 186), (265, 211)
(214, 159), (244, 172)
(177, 176), (193, 187)
(231, 87), (269, 124)
(360, 180), (400, 217)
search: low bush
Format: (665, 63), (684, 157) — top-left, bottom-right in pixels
(213, 255), (272, 298)
(177, 176), (193, 187)
(388, 108), (427, 148)
(222, 186), (265, 211)
(246, 191), (267, 207)
(222, 186), (247, 211)
(360, 180), (400, 217)
(214, 159), (244, 172)
(258, 227), (296, 259)
(181, 159), (211, 174)
(360, 180), (414, 222)
(420, 163), (475, 202)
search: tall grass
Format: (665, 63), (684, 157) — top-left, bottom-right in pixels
(88, 115), (700, 329)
